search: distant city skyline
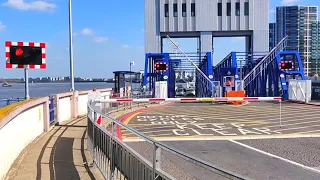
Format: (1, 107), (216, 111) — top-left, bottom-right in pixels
(0, 0), (319, 78)
(269, 5), (320, 76)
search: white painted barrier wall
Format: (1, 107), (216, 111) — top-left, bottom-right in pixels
(58, 96), (72, 123)
(288, 79), (312, 103)
(0, 99), (49, 180)
(78, 93), (88, 116)
(0, 88), (112, 179)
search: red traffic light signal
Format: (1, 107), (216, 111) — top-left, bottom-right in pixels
(15, 48), (23, 56)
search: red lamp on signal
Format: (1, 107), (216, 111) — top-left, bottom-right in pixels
(15, 48), (24, 56)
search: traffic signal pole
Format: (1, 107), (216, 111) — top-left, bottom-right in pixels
(24, 68), (30, 100)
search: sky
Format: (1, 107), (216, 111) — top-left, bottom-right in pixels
(0, 0), (319, 79)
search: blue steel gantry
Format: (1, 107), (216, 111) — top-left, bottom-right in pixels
(143, 52), (214, 98)
(143, 37), (305, 99)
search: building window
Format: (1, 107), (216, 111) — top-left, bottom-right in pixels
(164, 4), (169, 17)
(191, 3), (195, 17)
(235, 2), (240, 16)
(244, 2), (249, 16)
(227, 3), (231, 16)
(182, 3), (186, 17)
(173, 4), (177, 17)
(218, 3), (222, 16)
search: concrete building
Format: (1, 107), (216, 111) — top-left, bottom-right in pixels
(269, 23), (276, 50)
(145, 0), (270, 63)
(311, 20), (320, 75)
(275, 5), (318, 76)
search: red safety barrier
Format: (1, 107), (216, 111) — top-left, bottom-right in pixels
(93, 97), (282, 103)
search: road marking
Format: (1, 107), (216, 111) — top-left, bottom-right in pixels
(229, 140), (320, 175)
(122, 133), (320, 142)
(262, 119), (320, 128)
(297, 129), (320, 134)
(123, 112), (141, 125)
(276, 124), (320, 132)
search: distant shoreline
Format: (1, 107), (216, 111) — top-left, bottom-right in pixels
(8, 81), (115, 84)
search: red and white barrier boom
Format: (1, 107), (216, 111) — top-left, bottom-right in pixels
(93, 97), (282, 103)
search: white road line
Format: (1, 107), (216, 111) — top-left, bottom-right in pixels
(229, 140), (320, 175)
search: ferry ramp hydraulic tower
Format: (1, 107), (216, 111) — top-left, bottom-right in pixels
(143, 52), (214, 98)
(213, 36), (306, 99)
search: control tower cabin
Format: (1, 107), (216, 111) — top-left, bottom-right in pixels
(145, 0), (269, 62)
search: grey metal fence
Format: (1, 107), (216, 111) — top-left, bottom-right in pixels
(87, 101), (248, 180)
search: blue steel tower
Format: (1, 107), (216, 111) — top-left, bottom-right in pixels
(275, 5), (318, 77)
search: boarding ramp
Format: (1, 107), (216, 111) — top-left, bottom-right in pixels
(242, 36), (288, 97)
(214, 51), (268, 95)
(167, 36), (215, 98)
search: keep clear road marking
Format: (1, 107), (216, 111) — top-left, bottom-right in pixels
(229, 140), (320, 175)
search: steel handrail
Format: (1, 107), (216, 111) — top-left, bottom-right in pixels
(214, 52), (232, 68)
(88, 103), (248, 180)
(243, 35), (288, 81)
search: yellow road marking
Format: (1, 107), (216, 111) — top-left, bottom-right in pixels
(276, 124), (320, 132)
(122, 129), (173, 136)
(297, 129), (320, 134)
(123, 112), (141, 125)
(262, 119), (320, 128)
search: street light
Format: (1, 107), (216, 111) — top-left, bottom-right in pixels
(130, 61), (135, 95)
(68, 0), (75, 91)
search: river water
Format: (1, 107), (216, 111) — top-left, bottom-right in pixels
(0, 82), (114, 107)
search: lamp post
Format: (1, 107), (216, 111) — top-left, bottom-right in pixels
(130, 61), (135, 95)
(68, 0), (75, 91)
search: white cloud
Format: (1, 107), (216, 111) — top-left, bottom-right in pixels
(2, 0), (57, 11)
(80, 28), (93, 36)
(281, 0), (300, 6)
(0, 22), (6, 31)
(94, 37), (108, 43)
(121, 44), (129, 48)
(269, 9), (275, 14)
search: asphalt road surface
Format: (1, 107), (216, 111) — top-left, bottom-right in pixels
(120, 102), (320, 180)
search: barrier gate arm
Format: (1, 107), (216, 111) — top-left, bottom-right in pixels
(93, 97), (282, 103)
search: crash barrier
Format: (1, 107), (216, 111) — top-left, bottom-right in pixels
(225, 90), (246, 105)
(87, 102), (248, 180)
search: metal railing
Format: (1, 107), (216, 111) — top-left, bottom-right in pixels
(243, 36), (288, 89)
(0, 97), (25, 107)
(87, 100), (248, 180)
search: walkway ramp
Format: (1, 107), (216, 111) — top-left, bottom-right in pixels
(5, 117), (104, 180)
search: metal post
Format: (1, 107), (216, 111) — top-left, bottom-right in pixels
(279, 100), (282, 127)
(130, 63), (132, 97)
(152, 143), (157, 179)
(93, 111), (97, 167)
(68, 0), (75, 91)
(24, 68), (30, 100)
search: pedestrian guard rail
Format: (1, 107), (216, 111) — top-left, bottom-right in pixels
(87, 96), (283, 180)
